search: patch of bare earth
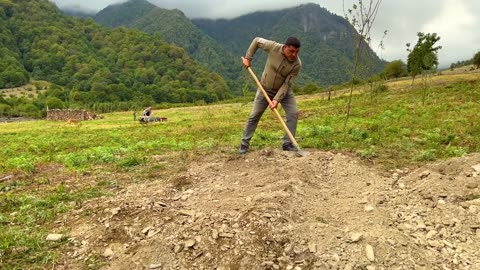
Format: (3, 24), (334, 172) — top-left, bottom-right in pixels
(56, 150), (480, 270)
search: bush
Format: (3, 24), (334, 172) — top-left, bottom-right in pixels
(374, 84), (388, 93)
(473, 51), (480, 69)
(18, 103), (40, 118)
(45, 96), (64, 109)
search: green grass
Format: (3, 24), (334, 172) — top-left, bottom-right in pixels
(0, 78), (480, 269)
(299, 80), (480, 167)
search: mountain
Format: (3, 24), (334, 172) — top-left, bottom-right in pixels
(93, 0), (154, 26)
(192, 3), (387, 86)
(94, 1), (385, 87)
(62, 8), (96, 19)
(94, 0), (241, 93)
(0, 0), (229, 105)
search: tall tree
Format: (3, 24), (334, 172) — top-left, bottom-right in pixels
(406, 32), (442, 86)
(383, 60), (407, 79)
(406, 32), (441, 105)
(473, 51), (480, 69)
(342, 0), (384, 130)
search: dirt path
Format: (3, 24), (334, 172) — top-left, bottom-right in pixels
(60, 150), (480, 270)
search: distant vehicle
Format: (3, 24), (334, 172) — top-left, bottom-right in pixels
(139, 116), (167, 124)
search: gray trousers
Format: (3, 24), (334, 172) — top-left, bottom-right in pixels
(241, 88), (298, 146)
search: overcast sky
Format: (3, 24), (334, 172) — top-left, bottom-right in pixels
(51, 0), (480, 68)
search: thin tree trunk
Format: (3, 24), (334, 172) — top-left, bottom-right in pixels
(343, 38), (362, 131)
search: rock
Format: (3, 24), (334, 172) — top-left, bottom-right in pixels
(103, 248), (114, 258)
(147, 229), (159, 238)
(416, 221), (427, 230)
(219, 232), (235, 238)
(443, 240), (454, 248)
(142, 227), (154, 235)
(293, 245), (305, 255)
(397, 223), (412, 232)
(308, 242), (317, 253)
(110, 207), (121, 215)
(426, 230), (437, 239)
(46, 234), (64, 241)
(157, 201), (167, 207)
(193, 251), (203, 258)
(466, 182), (478, 189)
(427, 240), (443, 248)
(148, 264), (162, 269)
(185, 239), (196, 248)
(358, 197), (368, 204)
(344, 263), (354, 270)
(212, 229), (219, 239)
(349, 232), (363, 243)
(173, 243), (184, 253)
(178, 209), (195, 216)
(261, 261), (275, 267)
(365, 205), (375, 212)
(472, 164), (480, 172)
(365, 244), (375, 261)
(419, 170), (431, 179)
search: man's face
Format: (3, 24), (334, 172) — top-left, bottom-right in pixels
(283, 45), (300, 61)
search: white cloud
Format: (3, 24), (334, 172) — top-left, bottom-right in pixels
(51, 0), (127, 12)
(421, 0), (477, 66)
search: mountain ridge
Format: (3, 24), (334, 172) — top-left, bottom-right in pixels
(94, 0), (242, 93)
(93, 0), (386, 87)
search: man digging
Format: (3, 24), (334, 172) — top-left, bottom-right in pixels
(239, 36), (302, 154)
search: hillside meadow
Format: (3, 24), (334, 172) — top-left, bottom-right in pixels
(1, 75), (480, 269)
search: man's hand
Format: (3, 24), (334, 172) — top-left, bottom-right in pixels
(269, 99), (279, 110)
(241, 57), (251, 68)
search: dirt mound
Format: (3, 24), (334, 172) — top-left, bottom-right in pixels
(60, 150), (480, 270)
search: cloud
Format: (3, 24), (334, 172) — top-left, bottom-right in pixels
(148, 0), (312, 19)
(51, 0), (128, 13)
(422, 0), (478, 65)
(368, 1), (443, 63)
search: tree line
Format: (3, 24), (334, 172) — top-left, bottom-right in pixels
(0, 0), (230, 117)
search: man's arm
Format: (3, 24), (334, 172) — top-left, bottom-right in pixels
(243, 37), (275, 68)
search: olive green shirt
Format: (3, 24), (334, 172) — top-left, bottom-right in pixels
(245, 37), (302, 101)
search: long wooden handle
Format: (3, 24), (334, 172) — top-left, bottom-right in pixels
(246, 67), (299, 147)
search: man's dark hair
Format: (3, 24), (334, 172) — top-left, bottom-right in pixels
(285, 36), (301, 48)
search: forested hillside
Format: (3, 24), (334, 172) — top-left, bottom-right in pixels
(94, 0), (386, 87)
(94, 0), (241, 92)
(0, 0), (388, 118)
(193, 3), (387, 86)
(0, 0), (230, 116)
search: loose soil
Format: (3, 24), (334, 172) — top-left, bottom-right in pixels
(53, 149), (480, 270)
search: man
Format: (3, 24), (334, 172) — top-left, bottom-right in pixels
(143, 107), (152, 117)
(239, 36), (302, 154)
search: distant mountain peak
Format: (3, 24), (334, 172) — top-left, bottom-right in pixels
(94, 0), (157, 27)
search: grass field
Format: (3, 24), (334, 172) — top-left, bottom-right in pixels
(1, 74), (480, 172)
(1, 74), (480, 269)
(0, 80), (50, 99)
